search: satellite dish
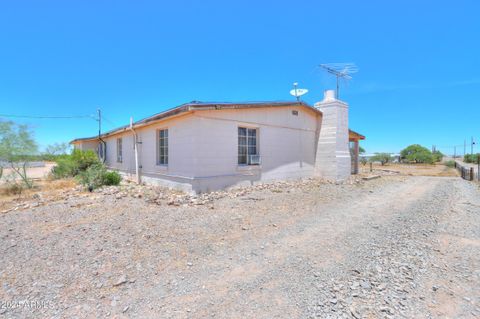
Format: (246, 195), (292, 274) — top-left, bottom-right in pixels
(290, 88), (309, 97)
(290, 82), (309, 101)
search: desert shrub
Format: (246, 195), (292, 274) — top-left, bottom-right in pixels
(71, 149), (100, 171)
(1, 182), (24, 195)
(51, 149), (100, 179)
(51, 155), (77, 178)
(432, 150), (444, 162)
(444, 160), (455, 168)
(464, 154), (479, 163)
(78, 164), (122, 191)
(78, 164), (107, 191)
(103, 171), (122, 186)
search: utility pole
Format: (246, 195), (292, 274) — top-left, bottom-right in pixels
(471, 136), (475, 155)
(464, 139), (466, 156)
(97, 108), (101, 138)
(454, 146), (456, 159)
(96, 108), (106, 162)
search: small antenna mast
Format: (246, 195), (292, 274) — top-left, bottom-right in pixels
(293, 82), (299, 101)
(319, 63), (358, 99)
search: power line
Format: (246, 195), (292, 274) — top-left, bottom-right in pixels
(0, 114), (95, 119)
(101, 115), (119, 128)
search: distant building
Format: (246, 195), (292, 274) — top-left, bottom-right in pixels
(71, 90), (365, 193)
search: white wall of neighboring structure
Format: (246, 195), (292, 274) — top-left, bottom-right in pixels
(72, 105), (322, 193)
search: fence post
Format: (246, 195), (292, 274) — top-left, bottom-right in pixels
(478, 156), (480, 181)
(470, 167), (474, 181)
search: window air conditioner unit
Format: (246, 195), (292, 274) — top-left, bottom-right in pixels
(248, 154), (261, 165)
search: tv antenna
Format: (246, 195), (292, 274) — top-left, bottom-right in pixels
(319, 63), (358, 99)
(289, 82), (309, 101)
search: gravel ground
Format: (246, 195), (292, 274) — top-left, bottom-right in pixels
(0, 176), (479, 318)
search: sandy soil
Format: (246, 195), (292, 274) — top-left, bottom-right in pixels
(1, 163), (56, 184)
(0, 174), (478, 318)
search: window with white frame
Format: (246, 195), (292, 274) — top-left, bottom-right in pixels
(116, 138), (123, 163)
(157, 129), (168, 165)
(238, 127), (259, 165)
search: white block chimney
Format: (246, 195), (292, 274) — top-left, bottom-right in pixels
(314, 90), (351, 181)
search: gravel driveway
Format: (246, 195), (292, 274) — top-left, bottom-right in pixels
(0, 176), (479, 318)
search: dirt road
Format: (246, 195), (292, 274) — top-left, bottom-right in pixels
(0, 176), (479, 318)
(0, 162), (55, 184)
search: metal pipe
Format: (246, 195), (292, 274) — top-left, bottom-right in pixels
(129, 117), (140, 184)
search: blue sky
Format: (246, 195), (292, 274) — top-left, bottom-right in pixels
(0, 0), (479, 154)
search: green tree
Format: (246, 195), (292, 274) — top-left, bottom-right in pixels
(369, 153), (392, 166)
(0, 120), (38, 188)
(45, 142), (70, 157)
(400, 144), (434, 164)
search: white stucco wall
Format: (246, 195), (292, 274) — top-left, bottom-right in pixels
(190, 106), (319, 192)
(73, 105), (323, 193)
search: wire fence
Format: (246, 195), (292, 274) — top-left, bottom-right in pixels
(455, 161), (479, 182)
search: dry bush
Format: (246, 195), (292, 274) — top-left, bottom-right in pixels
(0, 183), (24, 196)
(40, 178), (77, 191)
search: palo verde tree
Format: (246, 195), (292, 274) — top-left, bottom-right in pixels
(0, 120), (38, 188)
(44, 142), (70, 160)
(45, 142), (69, 156)
(369, 153), (392, 166)
(400, 144), (435, 164)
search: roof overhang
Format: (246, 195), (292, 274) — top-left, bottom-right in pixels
(349, 129), (366, 141)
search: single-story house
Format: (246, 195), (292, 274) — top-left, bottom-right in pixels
(71, 90), (365, 193)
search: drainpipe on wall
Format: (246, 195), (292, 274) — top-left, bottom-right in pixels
(98, 138), (107, 163)
(129, 117), (141, 184)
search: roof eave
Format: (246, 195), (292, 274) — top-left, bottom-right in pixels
(70, 101), (321, 143)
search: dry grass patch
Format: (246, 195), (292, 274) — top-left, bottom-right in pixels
(360, 163), (458, 177)
(0, 178), (78, 212)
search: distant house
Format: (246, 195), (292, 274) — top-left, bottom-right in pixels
(71, 90), (365, 193)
